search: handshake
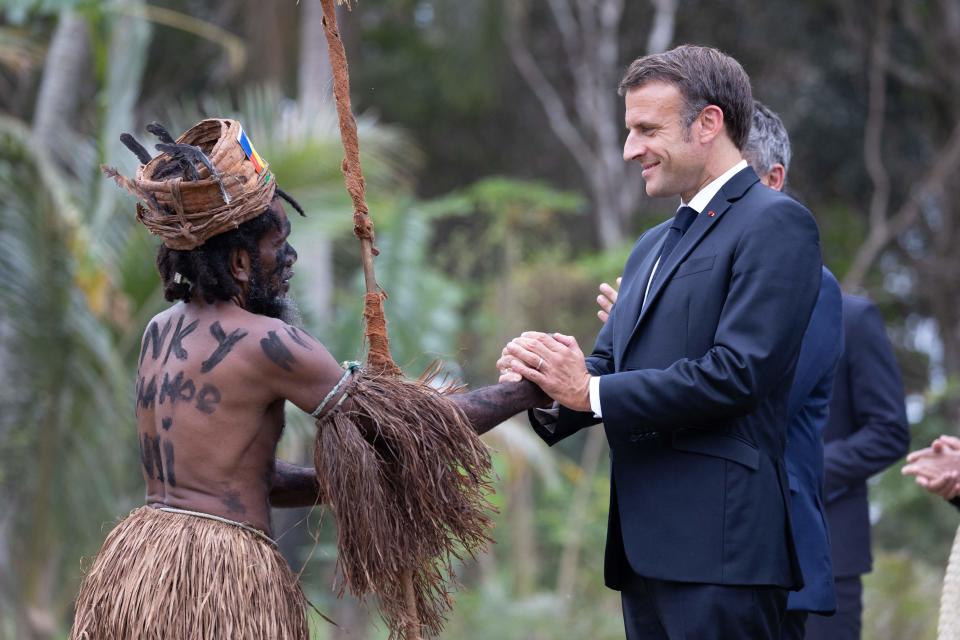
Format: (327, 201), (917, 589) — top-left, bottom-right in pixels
(496, 332), (592, 413)
(495, 278), (621, 413)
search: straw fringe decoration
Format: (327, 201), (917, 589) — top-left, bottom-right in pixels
(939, 524), (960, 640)
(314, 368), (493, 639)
(70, 506), (308, 640)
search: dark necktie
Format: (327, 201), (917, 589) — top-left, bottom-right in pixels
(658, 205), (698, 263)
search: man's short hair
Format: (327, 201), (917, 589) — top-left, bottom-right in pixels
(618, 45), (754, 150)
(743, 101), (792, 180)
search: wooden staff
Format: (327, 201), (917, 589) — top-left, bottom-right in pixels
(318, 0), (419, 637)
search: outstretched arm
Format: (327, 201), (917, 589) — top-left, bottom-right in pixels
(251, 316), (548, 436)
(450, 380), (550, 435)
(269, 459), (322, 508)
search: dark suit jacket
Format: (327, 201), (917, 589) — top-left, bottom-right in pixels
(531, 167), (821, 590)
(785, 267), (842, 614)
(823, 294), (909, 578)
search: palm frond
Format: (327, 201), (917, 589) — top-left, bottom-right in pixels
(0, 113), (131, 628)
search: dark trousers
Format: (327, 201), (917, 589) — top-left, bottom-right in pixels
(781, 611), (808, 640)
(620, 571), (788, 640)
(803, 576), (862, 640)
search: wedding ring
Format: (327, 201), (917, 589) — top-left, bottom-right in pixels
(536, 356), (544, 371)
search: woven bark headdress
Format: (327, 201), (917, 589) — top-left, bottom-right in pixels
(102, 118), (278, 250)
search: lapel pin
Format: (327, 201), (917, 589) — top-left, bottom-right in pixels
(707, 210), (716, 217)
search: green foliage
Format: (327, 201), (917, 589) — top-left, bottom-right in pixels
(537, 449), (611, 559)
(425, 175), (585, 279)
(0, 7), (156, 633)
(0, 24), (45, 74)
(816, 201), (868, 283)
(328, 198), (466, 375)
(421, 176), (589, 383)
(442, 583), (624, 640)
(439, 435), (620, 640)
(863, 550), (944, 640)
(351, 1), (503, 120)
(0, 115), (135, 630)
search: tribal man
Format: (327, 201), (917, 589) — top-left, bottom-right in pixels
(70, 119), (545, 639)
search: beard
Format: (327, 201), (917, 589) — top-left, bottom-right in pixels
(246, 267), (301, 326)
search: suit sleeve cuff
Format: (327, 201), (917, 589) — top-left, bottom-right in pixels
(589, 376), (602, 418)
(532, 403), (560, 434)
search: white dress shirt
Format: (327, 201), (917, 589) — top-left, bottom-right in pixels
(588, 160), (748, 418)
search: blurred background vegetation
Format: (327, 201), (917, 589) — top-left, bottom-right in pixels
(1, 0), (959, 638)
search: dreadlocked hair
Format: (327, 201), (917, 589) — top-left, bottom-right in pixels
(276, 187), (305, 217)
(156, 199), (282, 303)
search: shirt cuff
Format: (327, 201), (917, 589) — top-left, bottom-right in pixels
(589, 376), (602, 418)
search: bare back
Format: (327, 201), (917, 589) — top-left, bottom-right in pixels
(135, 300), (346, 535)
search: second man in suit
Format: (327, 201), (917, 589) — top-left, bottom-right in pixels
(805, 293), (910, 640)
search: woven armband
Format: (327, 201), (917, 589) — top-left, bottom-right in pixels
(310, 360), (361, 419)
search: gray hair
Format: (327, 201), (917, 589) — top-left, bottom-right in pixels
(743, 101), (792, 180)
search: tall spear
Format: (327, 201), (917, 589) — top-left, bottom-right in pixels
(318, 0), (400, 378)
(314, 2), (494, 639)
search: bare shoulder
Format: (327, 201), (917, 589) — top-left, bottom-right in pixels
(236, 313), (347, 413)
(243, 316), (319, 372)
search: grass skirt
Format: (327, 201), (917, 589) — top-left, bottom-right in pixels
(940, 524), (960, 640)
(69, 506), (308, 640)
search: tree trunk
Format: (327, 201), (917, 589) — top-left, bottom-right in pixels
(300, 0), (341, 332)
(32, 10), (89, 168)
(506, 0), (676, 249)
(646, 0), (678, 54)
(245, 0), (285, 84)
(299, 0), (332, 112)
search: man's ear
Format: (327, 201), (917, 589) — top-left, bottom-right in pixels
(763, 164), (786, 192)
(229, 247), (252, 283)
(696, 105), (725, 143)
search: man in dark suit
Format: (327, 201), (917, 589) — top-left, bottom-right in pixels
(498, 46), (822, 639)
(804, 295), (910, 640)
(594, 102), (844, 639)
